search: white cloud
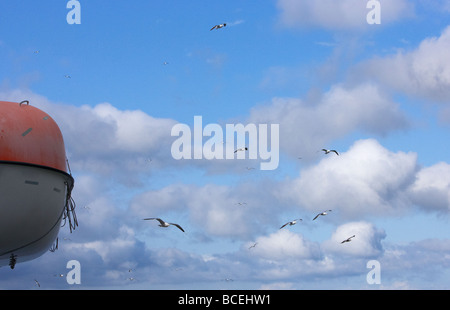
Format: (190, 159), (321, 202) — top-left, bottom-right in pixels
(408, 162), (450, 213)
(64, 225), (141, 266)
(276, 0), (412, 30)
(0, 88), (178, 180)
(322, 221), (386, 257)
(131, 182), (281, 238)
(251, 229), (320, 261)
(87, 102), (177, 153)
(1, 87), (448, 289)
(278, 139), (418, 218)
(358, 25), (450, 102)
(248, 84), (409, 160)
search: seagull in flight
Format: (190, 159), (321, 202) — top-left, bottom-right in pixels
(341, 235), (356, 244)
(248, 242), (258, 249)
(210, 23), (226, 31)
(34, 279), (40, 287)
(143, 217), (185, 232)
(235, 202), (247, 206)
(313, 210), (332, 221)
(280, 218), (302, 229)
(234, 147), (248, 153)
(321, 149), (339, 156)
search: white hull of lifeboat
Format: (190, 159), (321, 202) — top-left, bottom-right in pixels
(0, 162), (73, 268)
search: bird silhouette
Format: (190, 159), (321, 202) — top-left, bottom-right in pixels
(143, 218), (185, 232)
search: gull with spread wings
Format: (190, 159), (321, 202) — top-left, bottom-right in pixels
(313, 210), (332, 221)
(321, 149), (339, 156)
(143, 218), (185, 232)
(210, 23), (226, 31)
(341, 235), (356, 244)
(280, 218), (302, 229)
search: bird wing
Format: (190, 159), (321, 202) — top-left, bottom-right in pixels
(312, 214), (320, 220)
(143, 218), (165, 225)
(170, 223), (185, 232)
(332, 150), (339, 155)
(342, 235), (355, 243)
(210, 25), (217, 30)
(234, 147), (247, 153)
(280, 222), (289, 229)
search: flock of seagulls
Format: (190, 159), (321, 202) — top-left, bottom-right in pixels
(228, 145), (340, 158)
(142, 145), (352, 248)
(280, 210), (333, 228)
(243, 208), (356, 251)
(144, 209), (356, 247)
(27, 18), (360, 288)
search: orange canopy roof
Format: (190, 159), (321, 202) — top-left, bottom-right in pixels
(0, 101), (68, 173)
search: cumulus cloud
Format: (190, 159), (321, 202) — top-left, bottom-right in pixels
(1, 87), (448, 289)
(275, 138), (450, 218)
(66, 226), (139, 264)
(356, 25), (450, 102)
(131, 182), (281, 239)
(0, 88), (178, 181)
(250, 229), (321, 261)
(276, 0), (413, 30)
(277, 139), (418, 218)
(322, 221), (386, 257)
(129, 138), (448, 242)
(408, 162), (450, 213)
(55, 102), (177, 176)
(248, 83), (409, 160)
(379, 238), (450, 287)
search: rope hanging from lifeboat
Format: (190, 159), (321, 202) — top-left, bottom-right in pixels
(61, 158), (78, 233)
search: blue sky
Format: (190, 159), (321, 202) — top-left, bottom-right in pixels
(1, 0), (450, 290)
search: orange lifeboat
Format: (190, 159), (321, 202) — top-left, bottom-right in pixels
(0, 100), (76, 269)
